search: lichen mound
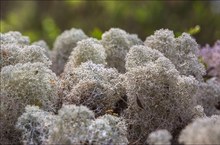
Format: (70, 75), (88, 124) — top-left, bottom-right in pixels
(195, 78), (220, 116)
(0, 32), (51, 70)
(52, 28), (88, 75)
(101, 28), (143, 73)
(147, 129), (172, 145)
(16, 105), (128, 145)
(123, 45), (198, 143)
(145, 29), (205, 81)
(0, 62), (59, 144)
(178, 115), (220, 144)
(61, 61), (125, 116)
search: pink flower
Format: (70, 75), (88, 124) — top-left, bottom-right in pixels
(200, 40), (220, 78)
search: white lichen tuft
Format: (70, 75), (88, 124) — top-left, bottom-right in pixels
(0, 31), (30, 45)
(47, 105), (95, 144)
(48, 105), (128, 144)
(147, 129), (172, 145)
(61, 61), (125, 116)
(178, 115), (220, 144)
(32, 40), (49, 50)
(101, 28), (143, 73)
(0, 62), (59, 144)
(125, 45), (165, 70)
(192, 105), (206, 119)
(52, 28), (88, 75)
(195, 77), (220, 116)
(63, 38), (107, 76)
(1, 35), (51, 70)
(16, 105), (128, 145)
(87, 114), (128, 145)
(32, 40), (50, 57)
(16, 105), (58, 145)
(145, 29), (205, 81)
(123, 47), (198, 143)
(1, 62), (59, 111)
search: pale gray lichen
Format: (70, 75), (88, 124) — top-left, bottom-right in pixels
(0, 31), (30, 45)
(147, 129), (172, 145)
(0, 32), (51, 143)
(0, 32), (51, 70)
(123, 55), (198, 143)
(192, 105), (206, 119)
(0, 43), (51, 70)
(46, 105), (94, 144)
(101, 28), (143, 73)
(1, 62), (58, 111)
(0, 62), (59, 144)
(61, 61), (125, 116)
(87, 114), (128, 145)
(98, 114), (128, 138)
(144, 29), (205, 81)
(47, 105), (128, 145)
(52, 28), (88, 75)
(125, 45), (165, 71)
(32, 40), (50, 57)
(195, 77), (220, 116)
(16, 105), (58, 145)
(16, 105), (128, 145)
(63, 38), (107, 76)
(32, 40), (49, 50)
(178, 115), (220, 144)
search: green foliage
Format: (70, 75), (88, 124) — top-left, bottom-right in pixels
(188, 25), (201, 35)
(175, 25), (201, 37)
(23, 30), (40, 42)
(1, 1), (219, 46)
(42, 17), (60, 45)
(90, 27), (102, 39)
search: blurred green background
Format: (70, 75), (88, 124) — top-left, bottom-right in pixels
(1, 1), (220, 48)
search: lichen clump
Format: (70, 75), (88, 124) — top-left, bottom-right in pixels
(61, 61), (125, 116)
(123, 45), (198, 143)
(0, 31), (58, 144)
(16, 105), (128, 145)
(125, 45), (165, 70)
(0, 62), (59, 143)
(32, 40), (50, 57)
(62, 38), (107, 76)
(195, 78), (220, 116)
(52, 28), (88, 74)
(67, 38), (106, 67)
(145, 29), (205, 81)
(16, 106), (57, 145)
(0, 31), (30, 45)
(179, 115), (220, 144)
(147, 129), (172, 145)
(0, 32), (50, 70)
(101, 28), (143, 73)
(1, 62), (58, 111)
